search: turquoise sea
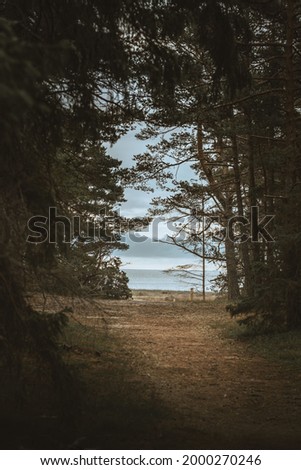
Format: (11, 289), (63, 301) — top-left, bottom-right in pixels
(123, 269), (220, 292)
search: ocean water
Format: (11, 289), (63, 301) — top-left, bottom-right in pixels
(123, 269), (220, 292)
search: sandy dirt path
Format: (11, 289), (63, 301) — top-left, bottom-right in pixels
(92, 298), (301, 449)
(29, 293), (301, 449)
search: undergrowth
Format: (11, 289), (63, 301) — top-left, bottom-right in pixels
(213, 313), (301, 368)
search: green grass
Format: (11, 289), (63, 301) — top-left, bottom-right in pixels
(212, 315), (301, 368)
(61, 317), (110, 352)
(245, 330), (301, 366)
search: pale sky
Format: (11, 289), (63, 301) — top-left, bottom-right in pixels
(105, 128), (207, 270)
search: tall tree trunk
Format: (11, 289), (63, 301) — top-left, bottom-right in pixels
(231, 129), (253, 297)
(197, 123), (240, 300)
(225, 232), (241, 301)
(283, 0), (301, 327)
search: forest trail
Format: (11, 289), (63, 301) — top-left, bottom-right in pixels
(68, 295), (301, 449)
(26, 294), (301, 449)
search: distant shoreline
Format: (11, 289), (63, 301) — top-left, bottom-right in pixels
(130, 288), (213, 292)
(130, 289), (218, 302)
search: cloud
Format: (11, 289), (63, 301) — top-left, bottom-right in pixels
(120, 256), (199, 270)
(119, 189), (153, 218)
(118, 235), (184, 257)
(115, 235), (201, 270)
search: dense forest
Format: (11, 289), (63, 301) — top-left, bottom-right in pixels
(0, 0), (300, 449)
